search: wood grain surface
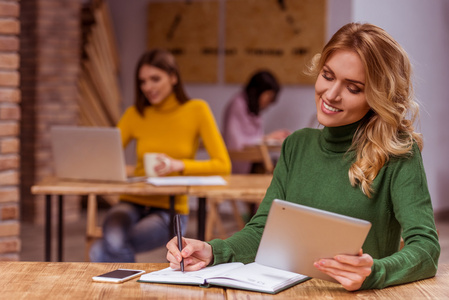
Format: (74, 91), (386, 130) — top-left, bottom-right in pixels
(1, 262), (447, 299)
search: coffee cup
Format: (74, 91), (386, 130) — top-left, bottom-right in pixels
(144, 153), (171, 177)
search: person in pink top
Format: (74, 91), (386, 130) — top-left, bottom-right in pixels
(222, 70), (290, 173)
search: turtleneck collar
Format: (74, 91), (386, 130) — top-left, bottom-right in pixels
(151, 93), (181, 112)
(321, 120), (362, 153)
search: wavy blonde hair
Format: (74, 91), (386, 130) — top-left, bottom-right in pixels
(308, 23), (422, 197)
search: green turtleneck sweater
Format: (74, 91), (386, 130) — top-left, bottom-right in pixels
(208, 121), (440, 290)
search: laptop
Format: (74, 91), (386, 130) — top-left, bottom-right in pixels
(50, 126), (129, 182)
(255, 199), (372, 283)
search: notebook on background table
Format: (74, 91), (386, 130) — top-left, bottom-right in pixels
(50, 126), (132, 182)
(255, 199), (372, 283)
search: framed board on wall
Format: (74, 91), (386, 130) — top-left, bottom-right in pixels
(147, 0), (326, 85)
(225, 0), (326, 85)
(147, 1), (219, 83)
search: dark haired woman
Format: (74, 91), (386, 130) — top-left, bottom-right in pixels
(90, 49), (231, 262)
(222, 70), (290, 173)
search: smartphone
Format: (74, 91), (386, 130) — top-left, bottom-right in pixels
(92, 269), (146, 283)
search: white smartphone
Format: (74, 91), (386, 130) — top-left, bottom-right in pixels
(92, 269), (146, 283)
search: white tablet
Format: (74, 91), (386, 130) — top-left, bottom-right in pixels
(255, 199), (372, 283)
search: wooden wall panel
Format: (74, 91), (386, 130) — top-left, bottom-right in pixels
(147, 0), (326, 85)
(225, 0), (326, 85)
(79, 1), (121, 126)
(147, 1), (219, 83)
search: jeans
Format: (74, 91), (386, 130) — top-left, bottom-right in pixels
(89, 202), (188, 262)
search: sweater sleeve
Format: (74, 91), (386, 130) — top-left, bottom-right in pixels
(208, 135), (292, 264)
(361, 145), (440, 289)
(182, 101), (231, 176)
(222, 94), (262, 150)
(116, 106), (136, 148)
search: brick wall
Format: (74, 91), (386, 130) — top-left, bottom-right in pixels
(0, 0), (20, 261)
(20, 0), (81, 227)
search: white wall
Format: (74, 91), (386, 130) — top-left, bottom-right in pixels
(107, 0), (449, 212)
(352, 0), (449, 212)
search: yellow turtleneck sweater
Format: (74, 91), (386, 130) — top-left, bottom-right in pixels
(117, 94), (231, 214)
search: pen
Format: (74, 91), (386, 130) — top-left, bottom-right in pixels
(175, 214), (184, 272)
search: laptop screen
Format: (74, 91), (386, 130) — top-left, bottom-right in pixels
(50, 126), (128, 182)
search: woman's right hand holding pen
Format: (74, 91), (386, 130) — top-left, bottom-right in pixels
(166, 237), (213, 271)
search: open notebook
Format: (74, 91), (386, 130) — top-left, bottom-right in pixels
(138, 262), (308, 294)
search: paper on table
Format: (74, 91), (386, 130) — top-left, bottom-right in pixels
(138, 262), (309, 294)
(147, 176), (227, 186)
(139, 263), (244, 285)
(205, 262), (308, 292)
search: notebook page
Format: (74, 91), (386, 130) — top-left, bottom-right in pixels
(206, 262), (308, 292)
(147, 176), (227, 186)
(139, 262), (244, 285)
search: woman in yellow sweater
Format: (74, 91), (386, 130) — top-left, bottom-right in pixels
(90, 49), (231, 262)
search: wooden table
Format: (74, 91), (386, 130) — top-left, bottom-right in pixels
(0, 262), (224, 299)
(189, 174), (272, 201)
(228, 143), (282, 174)
(1, 262), (447, 299)
(31, 175), (273, 261)
(228, 264), (449, 299)
(190, 174), (272, 240)
(31, 177), (189, 262)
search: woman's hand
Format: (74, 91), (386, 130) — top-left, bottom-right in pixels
(313, 249), (373, 291)
(166, 237), (213, 271)
(264, 129), (291, 143)
(154, 154), (185, 176)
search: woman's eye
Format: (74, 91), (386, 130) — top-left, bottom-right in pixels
(347, 85), (362, 94)
(150, 76), (161, 83)
(322, 71), (333, 81)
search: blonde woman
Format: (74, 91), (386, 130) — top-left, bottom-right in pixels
(166, 23), (440, 291)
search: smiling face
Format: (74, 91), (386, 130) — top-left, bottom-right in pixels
(138, 64), (178, 105)
(315, 49), (370, 127)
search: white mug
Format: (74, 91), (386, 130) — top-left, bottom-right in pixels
(144, 153), (171, 177)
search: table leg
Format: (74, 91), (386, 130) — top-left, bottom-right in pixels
(169, 195), (175, 239)
(197, 197), (206, 241)
(57, 195), (64, 262)
(45, 195), (52, 262)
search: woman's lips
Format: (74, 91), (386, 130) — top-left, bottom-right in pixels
(322, 100), (342, 113)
